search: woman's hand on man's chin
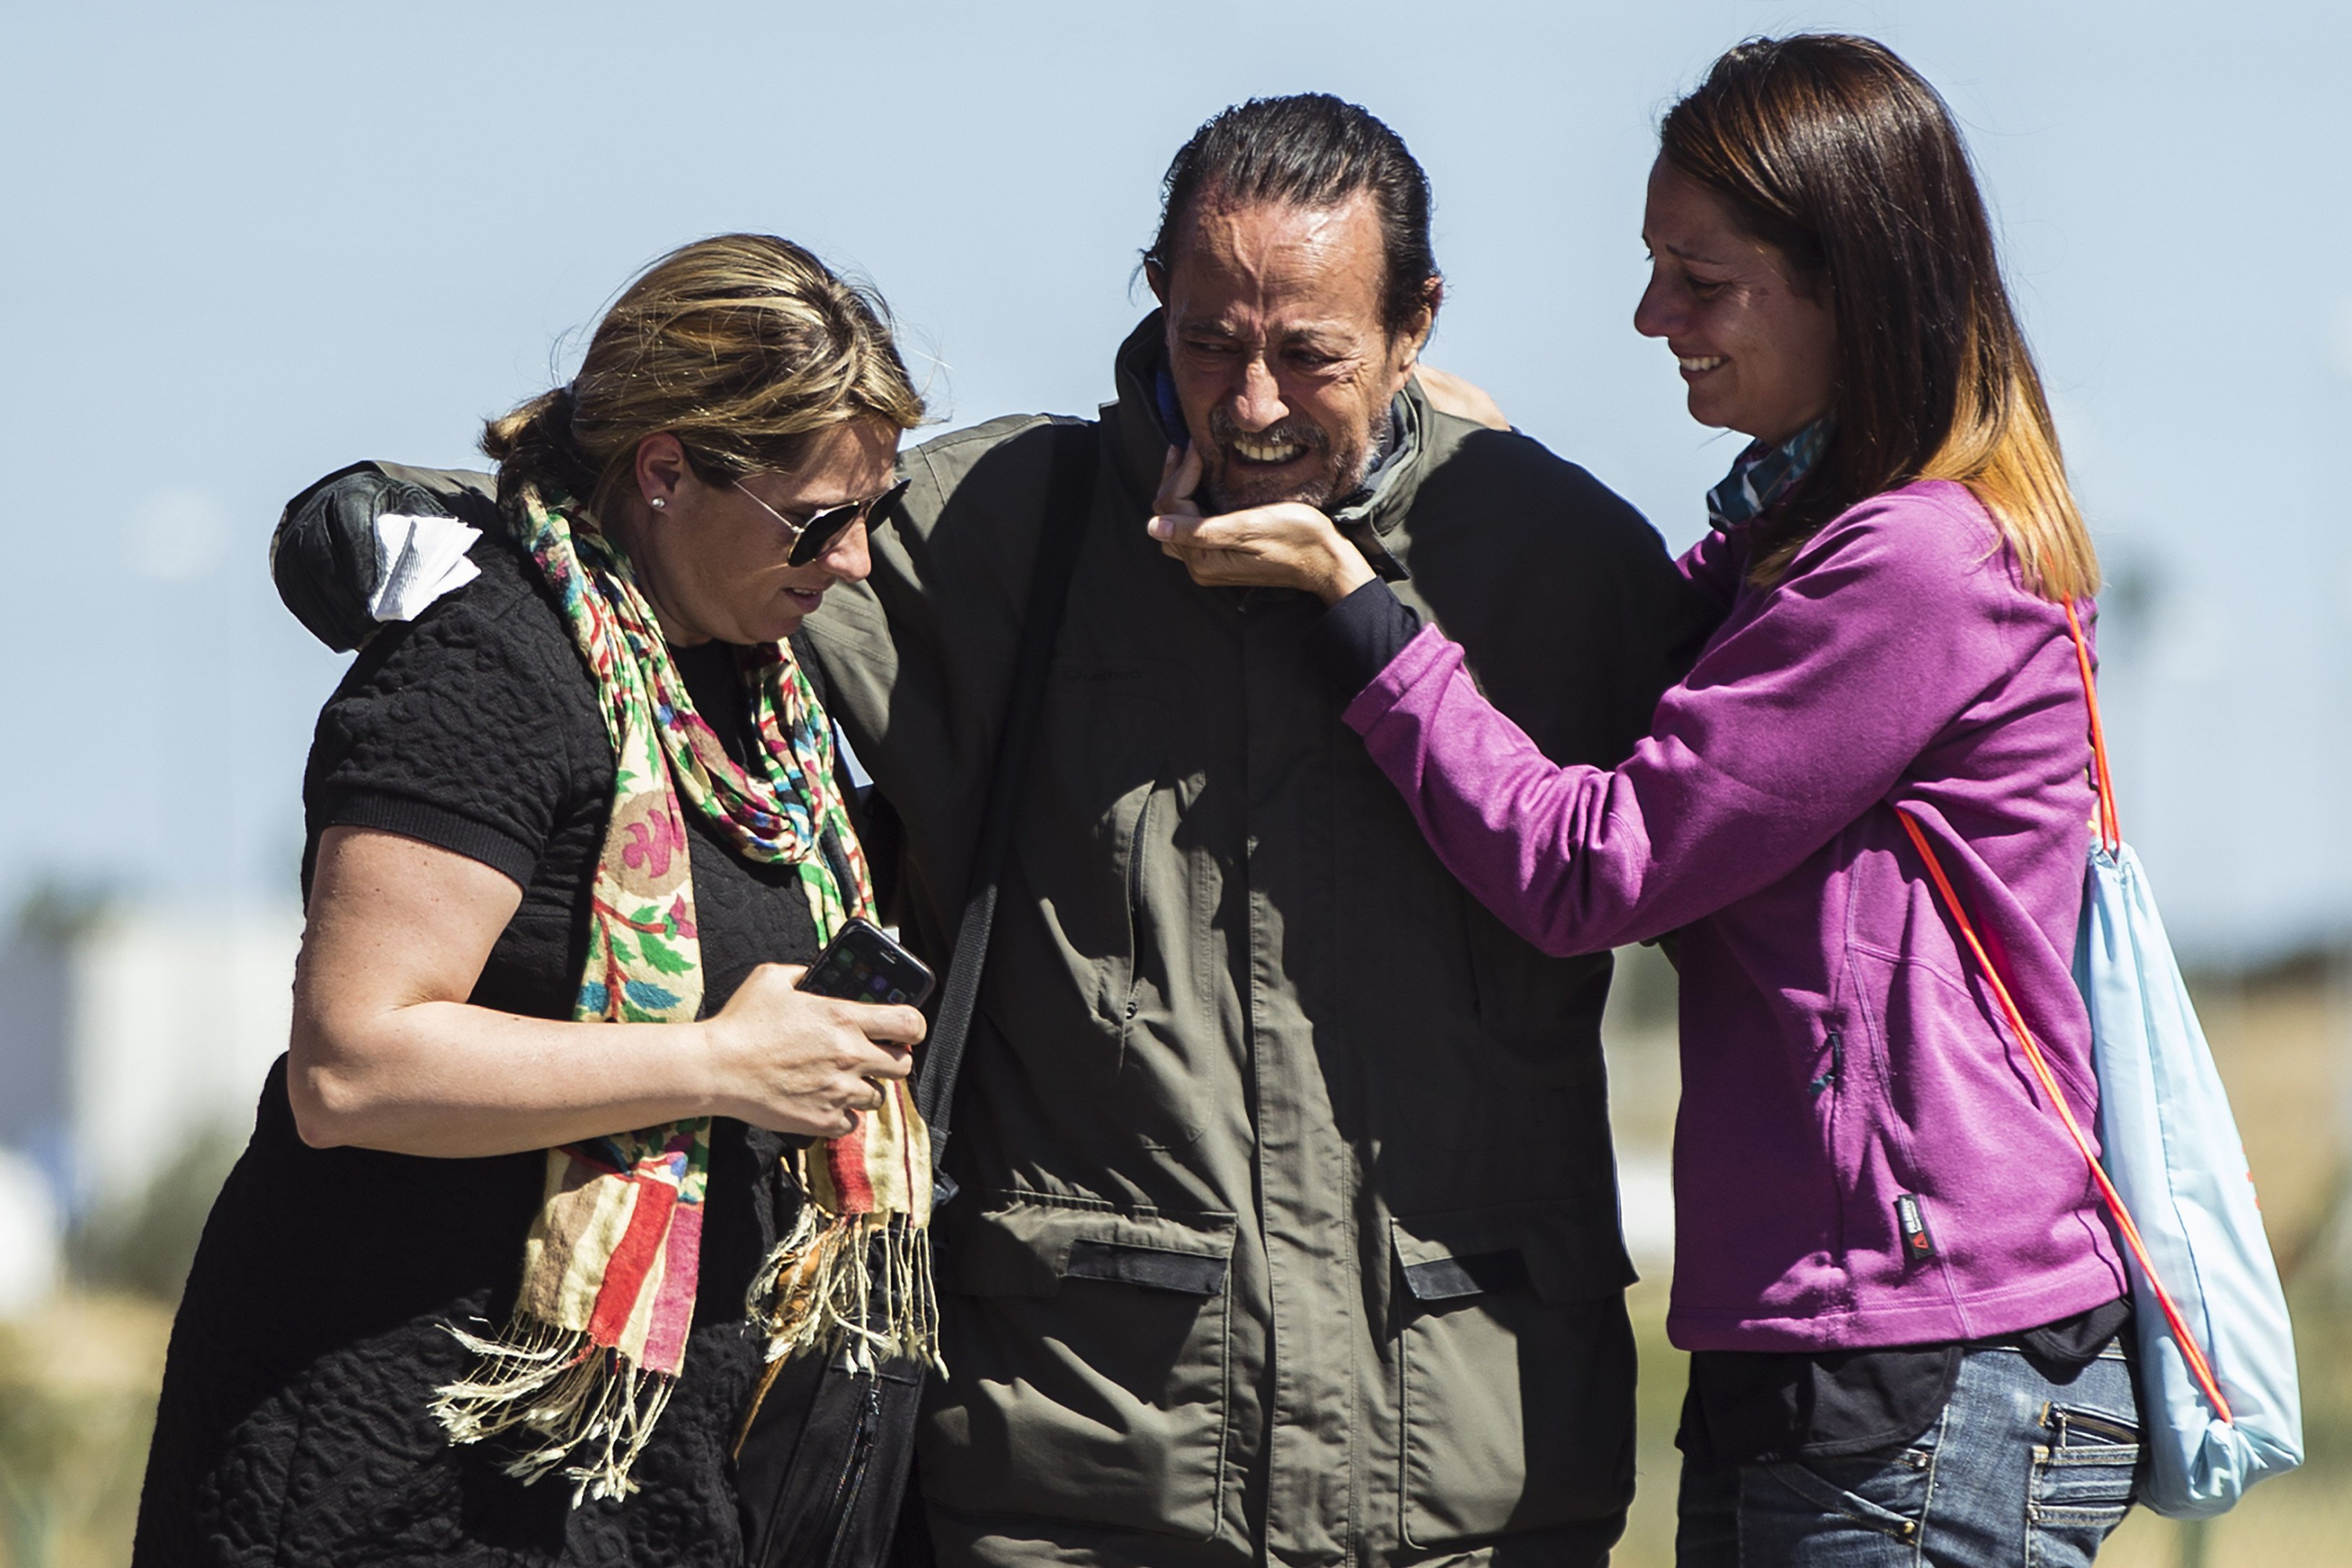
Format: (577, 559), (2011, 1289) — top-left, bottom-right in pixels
(1146, 445), (1379, 606)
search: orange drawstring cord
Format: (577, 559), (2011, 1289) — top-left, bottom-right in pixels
(1885, 599), (2227, 1419)
(2065, 601), (2122, 855)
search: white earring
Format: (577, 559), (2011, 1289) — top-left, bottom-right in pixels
(649, 497), (666, 510)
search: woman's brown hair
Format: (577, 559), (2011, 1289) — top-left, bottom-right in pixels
(482, 234), (925, 515)
(1661, 34), (2098, 601)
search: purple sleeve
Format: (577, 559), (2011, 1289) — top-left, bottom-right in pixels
(1675, 522), (1748, 608)
(1341, 490), (2016, 955)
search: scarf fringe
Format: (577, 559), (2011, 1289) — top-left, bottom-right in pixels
(750, 1207), (942, 1374)
(430, 1316), (677, 1505)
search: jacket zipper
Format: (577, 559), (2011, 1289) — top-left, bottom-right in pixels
(1813, 1029), (1846, 1263)
(1120, 788), (1156, 1030)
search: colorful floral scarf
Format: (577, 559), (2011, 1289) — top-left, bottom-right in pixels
(429, 482), (936, 1504)
(1704, 415), (1836, 532)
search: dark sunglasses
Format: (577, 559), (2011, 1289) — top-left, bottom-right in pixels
(735, 477), (912, 566)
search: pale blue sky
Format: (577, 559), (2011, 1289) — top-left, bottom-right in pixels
(5, 0), (2347, 961)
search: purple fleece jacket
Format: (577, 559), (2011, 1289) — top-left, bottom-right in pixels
(1345, 480), (2125, 1351)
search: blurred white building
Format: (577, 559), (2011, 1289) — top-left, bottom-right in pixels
(0, 901), (301, 1225)
(0, 1146), (60, 1316)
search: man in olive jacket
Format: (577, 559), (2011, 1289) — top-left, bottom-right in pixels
(270, 96), (1707, 1568)
(808, 97), (1709, 1568)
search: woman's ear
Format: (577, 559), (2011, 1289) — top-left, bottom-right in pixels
(634, 434), (690, 513)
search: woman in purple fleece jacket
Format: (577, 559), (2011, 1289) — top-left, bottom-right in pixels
(1152, 34), (2140, 1568)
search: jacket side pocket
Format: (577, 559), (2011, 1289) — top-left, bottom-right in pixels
(922, 1192), (1236, 1540)
(1393, 1198), (1638, 1548)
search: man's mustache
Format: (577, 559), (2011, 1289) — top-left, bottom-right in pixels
(1205, 410), (1330, 456)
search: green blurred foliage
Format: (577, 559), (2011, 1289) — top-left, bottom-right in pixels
(66, 1127), (244, 1306)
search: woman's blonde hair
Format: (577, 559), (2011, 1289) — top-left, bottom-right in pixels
(483, 234), (925, 514)
(1662, 36), (2098, 603)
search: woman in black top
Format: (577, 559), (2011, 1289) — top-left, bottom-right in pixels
(135, 235), (930, 1566)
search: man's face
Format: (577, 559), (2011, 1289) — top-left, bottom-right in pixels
(1154, 191), (1430, 512)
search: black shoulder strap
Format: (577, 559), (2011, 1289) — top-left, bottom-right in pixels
(913, 424), (1100, 1196)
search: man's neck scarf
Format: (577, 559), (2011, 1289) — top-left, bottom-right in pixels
(428, 482), (937, 1505)
(1704, 415), (1835, 532)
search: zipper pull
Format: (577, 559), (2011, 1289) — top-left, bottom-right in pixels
(1809, 1029), (1844, 1097)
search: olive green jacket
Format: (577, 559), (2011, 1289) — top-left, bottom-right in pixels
(804, 315), (1708, 1567)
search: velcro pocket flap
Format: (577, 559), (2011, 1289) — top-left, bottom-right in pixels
(1392, 1197), (1636, 1305)
(949, 1193), (1239, 1298)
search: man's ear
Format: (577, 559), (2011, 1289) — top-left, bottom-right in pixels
(1145, 258), (1169, 307)
(634, 433), (691, 511)
(1391, 277), (1444, 376)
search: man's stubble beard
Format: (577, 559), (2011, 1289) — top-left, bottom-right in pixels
(1197, 406), (1374, 514)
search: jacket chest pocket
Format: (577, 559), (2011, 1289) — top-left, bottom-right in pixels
(1391, 1200), (1637, 1548)
(997, 663), (1218, 1150)
(1017, 662), (1178, 1020)
(920, 1193), (1237, 1540)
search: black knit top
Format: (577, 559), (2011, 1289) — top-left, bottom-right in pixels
(135, 529), (818, 1566)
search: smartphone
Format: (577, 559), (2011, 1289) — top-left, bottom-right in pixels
(796, 916), (935, 1008)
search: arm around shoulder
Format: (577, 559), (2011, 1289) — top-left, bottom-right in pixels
(272, 461), (501, 652)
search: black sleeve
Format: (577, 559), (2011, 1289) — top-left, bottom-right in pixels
(271, 461), (504, 652)
(1308, 579), (1424, 701)
(307, 568), (588, 890)
(1529, 460), (1717, 771)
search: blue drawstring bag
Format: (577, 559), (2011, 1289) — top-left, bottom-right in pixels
(1904, 602), (2302, 1522)
(2076, 833), (2304, 1517)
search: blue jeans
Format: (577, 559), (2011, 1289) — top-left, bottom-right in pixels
(1675, 1344), (2140, 1566)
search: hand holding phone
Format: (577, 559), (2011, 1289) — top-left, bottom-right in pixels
(704, 932), (925, 1138)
